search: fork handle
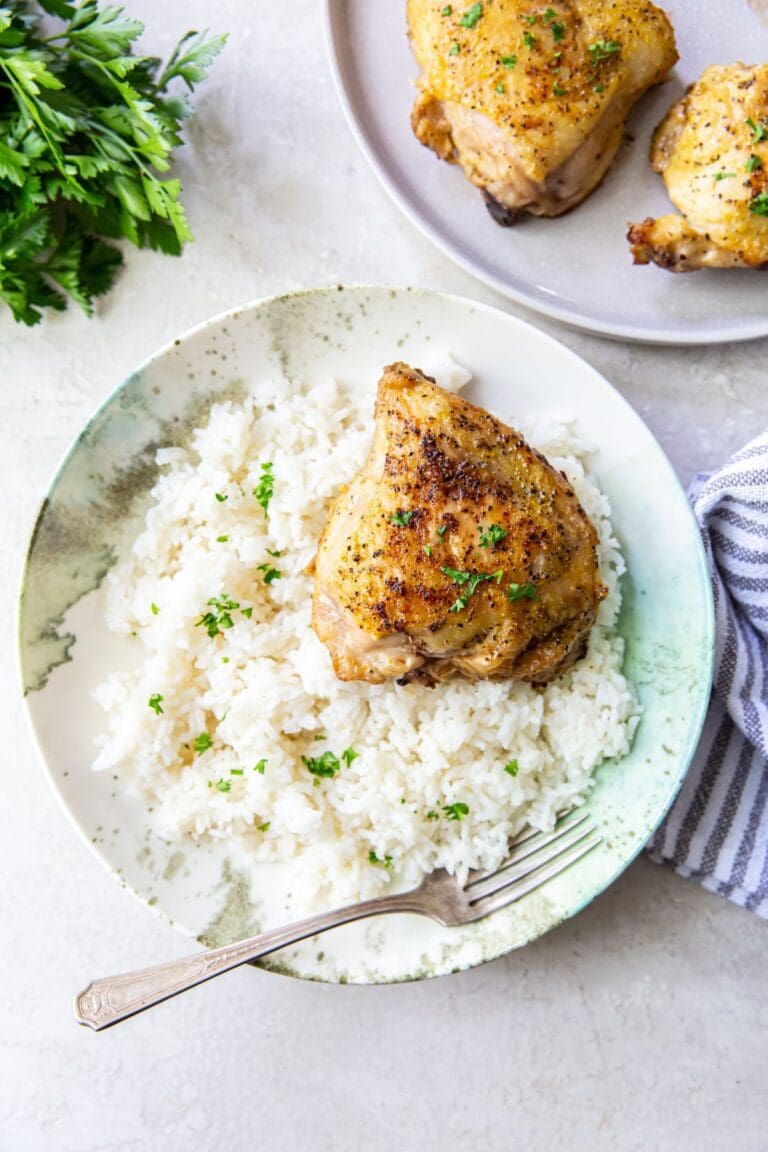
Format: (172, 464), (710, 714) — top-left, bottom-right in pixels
(74, 890), (425, 1030)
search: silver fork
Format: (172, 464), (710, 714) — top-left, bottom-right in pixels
(75, 810), (600, 1030)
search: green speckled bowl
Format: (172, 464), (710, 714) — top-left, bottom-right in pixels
(18, 287), (714, 983)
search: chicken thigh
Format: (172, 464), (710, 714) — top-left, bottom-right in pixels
(311, 364), (605, 686)
(408, 0), (677, 221)
(629, 64), (768, 271)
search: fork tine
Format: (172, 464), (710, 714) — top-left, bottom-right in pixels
(465, 811), (591, 890)
(467, 819), (598, 903)
(469, 831), (602, 919)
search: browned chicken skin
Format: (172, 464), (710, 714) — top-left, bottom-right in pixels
(311, 364), (605, 686)
(407, 0), (678, 222)
(629, 64), (768, 271)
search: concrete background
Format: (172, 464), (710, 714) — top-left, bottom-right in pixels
(2, 2), (766, 1149)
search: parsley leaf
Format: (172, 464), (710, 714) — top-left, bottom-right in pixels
(148, 693), (164, 715)
(747, 154), (763, 173)
(214, 778), (230, 793)
(588, 38), (621, 64)
(0, 2), (225, 325)
(478, 523), (507, 547)
(504, 759), (519, 776)
(448, 41), (460, 55)
(747, 117), (768, 144)
(713, 171), (736, 182)
(500, 53), (517, 68)
(193, 732), (213, 755)
(254, 759), (266, 774)
(749, 191), (768, 217)
(443, 802), (469, 821)
(441, 5), (453, 13)
(507, 582), (537, 602)
(342, 747), (360, 767)
(302, 750), (341, 778)
(214, 492), (228, 503)
(253, 462), (274, 515)
(390, 510), (414, 526)
(369, 850), (394, 868)
(459, 2), (483, 28)
(442, 566), (503, 613)
(196, 594), (240, 637)
(256, 562), (281, 585)
(523, 30), (537, 48)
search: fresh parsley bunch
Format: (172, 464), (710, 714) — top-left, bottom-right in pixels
(0, 1), (226, 325)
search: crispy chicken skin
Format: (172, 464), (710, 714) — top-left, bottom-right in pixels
(629, 64), (768, 271)
(407, 0), (677, 221)
(311, 364), (605, 686)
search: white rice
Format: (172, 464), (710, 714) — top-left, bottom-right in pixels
(93, 358), (639, 909)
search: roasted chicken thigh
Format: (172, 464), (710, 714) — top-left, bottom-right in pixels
(629, 64), (768, 271)
(311, 364), (605, 686)
(408, 0), (677, 221)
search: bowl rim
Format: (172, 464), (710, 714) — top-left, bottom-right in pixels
(17, 284), (716, 983)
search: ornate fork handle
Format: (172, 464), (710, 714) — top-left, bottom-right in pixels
(75, 890), (426, 1031)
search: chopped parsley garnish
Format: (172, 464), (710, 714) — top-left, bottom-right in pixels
(593, 83), (605, 94)
(747, 117), (768, 144)
(214, 779), (231, 793)
(342, 747), (360, 767)
(437, 524), (448, 540)
(254, 759), (267, 774)
(424, 544), (433, 557)
(479, 524), (507, 547)
(256, 562), (282, 585)
(214, 492), (228, 503)
(449, 41), (461, 55)
(550, 20), (565, 42)
(230, 768), (244, 776)
(496, 83), (505, 94)
(443, 802), (469, 821)
(193, 732), (213, 755)
(253, 462), (275, 515)
(442, 4), (453, 14)
(258, 821), (270, 832)
(148, 693), (164, 715)
(216, 534), (229, 543)
(302, 750), (341, 778)
(501, 53), (518, 69)
(369, 850), (394, 868)
(426, 809), (440, 821)
(242, 607), (253, 618)
(524, 14), (537, 24)
(442, 566), (503, 613)
(196, 594), (242, 637)
(553, 83), (566, 97)
(749, 192), (768, 217)
(459, 2), (483, 29)
(588, 38), (621, 64)
(507, 582), (538, 603)
(390, 510), (414, 527)
(747, 154), (763, 173)
(504, 759), (519, 776)
(150, 602), (160, 616)
(266, 548), (282, 557)
(713, 171), (736, 182)
(523, 30), (537, 48)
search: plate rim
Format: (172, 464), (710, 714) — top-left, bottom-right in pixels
(17, 284), (716, 983)
(321, 0), (768, 347)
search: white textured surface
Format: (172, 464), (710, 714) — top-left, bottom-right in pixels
(2, 2), (767, 1149)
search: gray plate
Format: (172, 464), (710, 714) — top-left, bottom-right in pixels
(324, 0), (768, 344)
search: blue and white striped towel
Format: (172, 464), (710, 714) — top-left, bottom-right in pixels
(648, 431), (768, 916)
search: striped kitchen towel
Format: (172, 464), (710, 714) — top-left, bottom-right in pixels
(647, 431), (768, 916)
